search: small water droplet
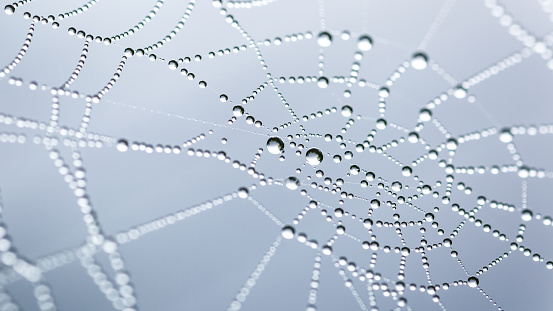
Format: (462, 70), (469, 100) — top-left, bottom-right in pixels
(281, 225), (295, 239)
(341, 105), (353, 117)
(237, 187), (249, 199)
(411, 52), (428, 70)
(317, 31), (332, 47)
(116, 139), (129, 152)
(4, 5), (15, 15)
(285, 176), (300, 190)
(521, 209), (533, 221)
(266, 137), (284, 154)
(317, 77), (329, 88)
(402, 166), (412, 176)
(467, 276), (479, 288)
(419, 109), (432, 122)
(357, 35), (373, 51)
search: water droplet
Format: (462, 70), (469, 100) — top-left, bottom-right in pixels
(402, 166), (412, 176)
(454, 85), (467, 99)
(306, 148), (323, 166)
(376, 118), (387, 130)
(199, 81), (207, 88)
(124, 48), (134, 57)
(379, 87), (390, 98)
(266, 137), (284, 154)
(446, 138), (458, 150)
(407, 132), (419, 143)
(499, 128), (513, 143)
(317, 31), (332, 47)
(425, 213), (435, 222)
(350, 165), (360, 175)
(317, 77), (329, 88)
(365, 172), (375, 181)
(419, 109), (432, 122)
(220, 94), (228, 102)
(281, 226), (295, 239)
(411, 52), (428, 70)
(443, 238), (452, 247)
(285, 176), (300, 190)
(232, 105), (244, 116)
(341, 105), (353, 117)
(521, 209), (533, 221)
(391, 181), (402, 192)
(363, 218), (373, 228)
(357, 35), (373, 51)
(4, 5), (15, 15)
(168, 60), (178, 70)
(467, 276), (479, 288)
(116, 139), (129, 152)
(237, 187), (249, 199)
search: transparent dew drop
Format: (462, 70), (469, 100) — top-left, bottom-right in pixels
(168, 60), (178, 70)
(411, 52), (428, 70)
(398, 298), (407, 307)
(365, 172), (375, 181)
(363, 218), (373, 228)
(376, 118), (387, 130)
(237, 187), (249, 199)
(402, 166), (412, 176)
(317, 76), (329, 88)
(419, 109), (432, 122)
(232, 105), (244, 117)
(467, 276), (479, 288)
(322, 245), (332, 255)
(4, 5), (15, 15)
(281, 225), (295, 239)
(124, 48), (134, 57)
(317, 31), (332, 47)
(453, 85), (467, 99)
(379, 87), (390, 98)
(521, 209), (533, 221)
(499, 128), (513, 143)
(425, 213), (435, 222)
(285, 176), (300, 190)
(266, 137), (284, 154)
(116, 139), (129, 152)
(443, 238), (452, 247)
(407, 132), (419, 143)
(220, 94), (228, 102)
(341, 105), (353, 117)
(357, 35), (373, 51)
(306, 148), (323, 166)
(199, 81), (207, 88)
(349, 165), (360, 175)
(446, 138), (458, 150)
(391, 181), (402, 192)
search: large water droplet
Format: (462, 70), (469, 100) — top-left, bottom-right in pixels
(306, 148), (323, 166)
(467, 276), (479, 288)
(281, 226), (295, 239)
(521, 209), (533, 221)
(454, 85), (467, 99)
(285, 176), (300, 190)
(4, 5), (15, 15)
(116, 139), (129, 152)
(402, 166), (412, 176)
(266, 137), (284, 154)
(317, 31), (332, 47)
(419, 109), (432, 122)
(317, 77), (329, 88)
(357, 35), (373, 51)
(499, 128), (513, 143)
(411, 52), (428, 70)
(341, 105), (353, 117)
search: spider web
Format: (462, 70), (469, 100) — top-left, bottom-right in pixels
(0, 0), (552, 310)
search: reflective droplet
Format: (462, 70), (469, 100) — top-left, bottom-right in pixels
(454, 85), (467, 99)
(341, 105), (353, 117)
(116, 139), (129, 152)
(411, 52), (428, 70)
(232, 105), (244, 116)
(402, 166), (412, 176)
(363, 218), (373, 228)
(281, 226), (295, 239)
(306, 148), (323, 166)
(425, 213), (435, 222)
(285, 176), (300, 190)
(379, 87), (390, 98)
(499, 128), (513, 143)
(237, 187), (249, 199)
(317, 77), (329, 88)
(168, 60), (178, 70)
(521, 209), (533, 221)
(266, 137), (284, 154)
(443, 238), (452, 247)
(467, 276), (479, 288)
(357, 35), (373, 51)
(220, 94), (228, 102)
(446, 138), (458, 150)
(391, 181), (402, 192)
(376, 119), (387, 130)
(407, 132), (419, 143)
(365, 172), (375, 181)
(350, 165), (360, 175)
(124, 48), (134, 57)
(419, 109), (432, 122)
(4, 5), (15, 15)
(317, 31), (332, 47)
